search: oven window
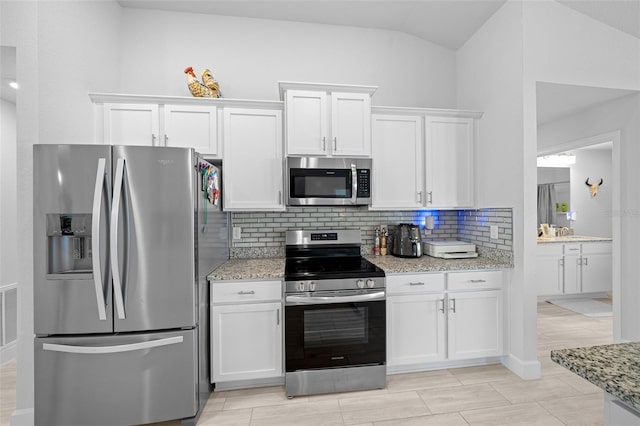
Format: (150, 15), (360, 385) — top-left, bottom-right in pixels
(304, 306), (367, 348)
(290, 169), (352, 198)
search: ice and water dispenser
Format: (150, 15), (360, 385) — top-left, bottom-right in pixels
(46, 214), (93, 279)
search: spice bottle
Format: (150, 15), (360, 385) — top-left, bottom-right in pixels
(374, 228), (381, 256)
(380, 230), (387, 256)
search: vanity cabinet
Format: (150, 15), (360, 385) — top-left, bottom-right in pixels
(210, 280), (283, 383)
(371, 107), (481, 210)
(280, 82), (376, 157)
(536, 241), (612, 296)
(386, 270), (504, 372)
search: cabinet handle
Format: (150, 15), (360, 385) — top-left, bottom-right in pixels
(278, 190), (282, 204)
(469, 279), (486, 283)
(417, 191), (423, 203)
(583, 257), (588, 266)
(450, 298), (456, 313)
(277, 308), (280, 326)
(237, 290), (256, 295)
(333, 136), (337, 151)
(427, 191), (433, 204)
(151, 134), (157, 146)
(409, 282), (425, 286)
(322, 136), (326, 152)
(164, 134), (168, 145)
(439, 298), (445, 313)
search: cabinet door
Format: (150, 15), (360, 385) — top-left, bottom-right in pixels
(104, 103), (159, 146)
(371, 115), (424, 209)
(163, 105), (218, 156)
(211, 302), (282, 382)
(331, 92), (371, 157)
(424, 116), (474, 207)
(535, 245), (564, 296)
(223, 108), (285, 211)
(581, 253), (612, 293)
(285, 90), (328, 156)
(447, 290), (503, 360)
(387, 293), (446, 367)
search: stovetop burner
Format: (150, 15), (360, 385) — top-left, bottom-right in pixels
(284, 229), (385, 282)
(285, 256), (385, 281)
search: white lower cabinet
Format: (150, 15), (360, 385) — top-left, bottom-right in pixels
(386, 271), (504, 371)
(210, 281), (282, 383)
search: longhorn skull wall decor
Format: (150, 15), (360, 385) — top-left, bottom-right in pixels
(585, 178), (603, 197)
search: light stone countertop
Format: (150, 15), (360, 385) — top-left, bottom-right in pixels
(207, 258), (285, 281)
(365, 255), (512, 274)
(208, 255), (512, 281)
(551, 342), (640, 411)
(537, 235), (612, 244)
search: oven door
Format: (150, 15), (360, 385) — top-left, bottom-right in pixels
(285, 290), (386, 372)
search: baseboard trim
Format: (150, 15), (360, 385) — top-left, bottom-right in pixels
(0, 342), (16, 365)
(10, 408), (34, 426)
(501, 354), (541, 379)
(387, 357), (503, 375)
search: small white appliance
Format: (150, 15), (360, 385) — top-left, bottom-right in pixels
(423, 240), (478, 259)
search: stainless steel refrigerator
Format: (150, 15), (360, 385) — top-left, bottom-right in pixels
(33, 144), (228, 426)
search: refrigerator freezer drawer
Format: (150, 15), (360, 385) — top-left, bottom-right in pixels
(35, 329), (198, 426)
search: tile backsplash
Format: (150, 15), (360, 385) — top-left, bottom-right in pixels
(230, 207), (512, 263)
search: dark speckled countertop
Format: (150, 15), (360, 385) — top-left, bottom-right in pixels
(551, 342), (640, 411)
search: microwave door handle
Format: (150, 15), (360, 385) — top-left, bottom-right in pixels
(351, 164), (357, 204)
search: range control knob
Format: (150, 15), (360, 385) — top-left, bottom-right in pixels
(356, 279), (365, 289)
(297, 281), (306, 292)
(309, 281), (316, 292)
(366, 279), (375, 288)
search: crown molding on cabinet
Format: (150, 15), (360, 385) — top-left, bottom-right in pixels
(277, 81), (378, 101)
(88, 92), (284, 110)
(372, 105), (483, 119)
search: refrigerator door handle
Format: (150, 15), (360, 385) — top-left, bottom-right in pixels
(91, 158), (108, 321)
(111, 158), (126, 319)
(42, 336), (183, 355)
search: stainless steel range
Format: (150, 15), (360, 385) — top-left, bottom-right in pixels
(284, 229), (386, 397)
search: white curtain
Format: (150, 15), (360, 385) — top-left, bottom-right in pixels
(537, 183), (557, 226)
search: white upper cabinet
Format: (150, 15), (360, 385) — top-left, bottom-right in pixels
(280, 82), (376, 158)
(371, 114), (424, 209)
(425, 116), (475, 208)
(103, 103), (160, 147)
(223, 107), (285, 211)
(163, 104), (218, 156)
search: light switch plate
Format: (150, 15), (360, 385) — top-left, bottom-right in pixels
(233, 227), (242, 240)
(490, 225), (499, 239)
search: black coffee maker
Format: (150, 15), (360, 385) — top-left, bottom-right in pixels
(391, 223), (422, 258)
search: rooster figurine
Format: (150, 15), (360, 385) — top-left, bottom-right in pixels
(184, 66), (217, 98)
(201, 69), (221, 98)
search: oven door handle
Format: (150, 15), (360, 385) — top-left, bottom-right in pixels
(285, 291), (385, 305)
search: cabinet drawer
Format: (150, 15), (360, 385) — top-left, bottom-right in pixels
(581, 242), (612, 255)
(387, 273), (445, 295)
(447, 270), (503, 290)
(537, 244), (563, 256)
(211, 280), (281, 304)
(564, 244), (581, 255)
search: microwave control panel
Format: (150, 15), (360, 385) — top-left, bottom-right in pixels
(356, 169), (371, 198)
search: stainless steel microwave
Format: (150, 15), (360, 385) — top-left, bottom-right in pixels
(286, 157), (372, 206)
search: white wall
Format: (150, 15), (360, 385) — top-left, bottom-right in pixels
(0, 99), (17, 287)
(457, 1), (541, 378)
(118, 8), (457, 108)
(523, 0), (640, 346)
(569, 149), (612, 238)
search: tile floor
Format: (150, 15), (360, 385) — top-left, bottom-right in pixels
(0, 300), (613, 426)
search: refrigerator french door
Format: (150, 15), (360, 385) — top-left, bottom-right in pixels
(33, 144), (217, 426)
